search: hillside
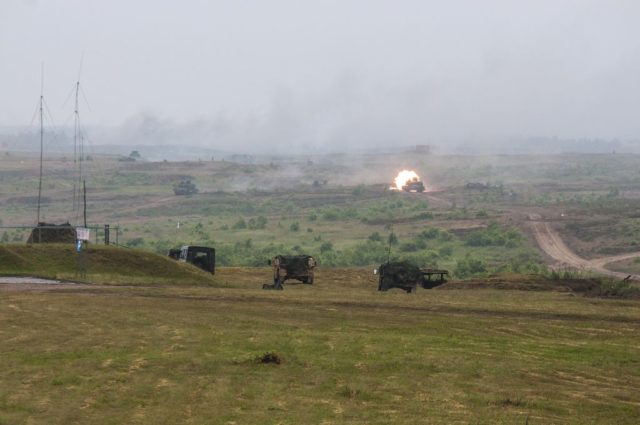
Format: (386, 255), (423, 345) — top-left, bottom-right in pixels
(0, 244), (218, 285)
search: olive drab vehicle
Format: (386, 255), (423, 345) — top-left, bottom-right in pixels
(173, 180), (198, 195)
(263, 255), (317, 290)
(169, 245), (215, 274)
(401, 178), (425, 193)
(376, 261), (448, 293)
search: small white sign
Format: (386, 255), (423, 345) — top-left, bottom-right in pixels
(76, 227), (90, 241)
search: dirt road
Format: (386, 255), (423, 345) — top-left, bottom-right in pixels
(530, 221), (640, 280)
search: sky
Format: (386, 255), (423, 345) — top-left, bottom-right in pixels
(1, 0), (639, 151)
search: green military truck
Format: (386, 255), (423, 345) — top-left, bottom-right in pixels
(263, 255), (317, 290)
(376, 261), (448, 293)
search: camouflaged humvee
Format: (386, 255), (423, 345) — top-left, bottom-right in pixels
(376, 261), (448, 293)
(263, 255), (317, 290)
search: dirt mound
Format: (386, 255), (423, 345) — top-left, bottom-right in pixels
(441, 275), (640, 299)
(27, 222), (76, 244)
(256, 352), (282, 364)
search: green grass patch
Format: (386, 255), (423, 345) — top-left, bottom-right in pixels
(0, 244), (218, 285)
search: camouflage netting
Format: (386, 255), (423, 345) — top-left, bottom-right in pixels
(276, 255), (314, 275)
(380, 261), (423, 286)
(27, 222), (77, 244)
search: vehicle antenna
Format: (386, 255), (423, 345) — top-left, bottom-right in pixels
(387, 226), (393, 264)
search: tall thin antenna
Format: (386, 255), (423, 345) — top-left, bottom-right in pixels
(36, 63), (45, 228)
(73, 55), (84, 223)
(83, 179), (87, 228)
(73, 79), (80, 217)
(386, 226), (393, 264)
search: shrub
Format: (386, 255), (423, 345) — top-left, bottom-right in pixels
(320, 241), (333, 253)
(248, 216), (268, 230)
(368, 232), (383, 242)
(352, 185), (366, 196)
(420, 227), (440, 239)
(455, 255), (487, 278)
(232, 218), (247, 229)
(465, 222), (521, 247)
(438, 246), (453, 257)
(322, 210), (339, 221)
(126, 237), (145, 247)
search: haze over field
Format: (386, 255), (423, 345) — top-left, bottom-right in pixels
(1, 0), (639, 153)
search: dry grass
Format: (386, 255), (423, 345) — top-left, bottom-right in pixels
(1, 268), (640, 424)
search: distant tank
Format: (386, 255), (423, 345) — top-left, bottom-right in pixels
(263, 255), (317, 290)
(375, 261), (448, 293)
(402, 178), (425, 193)
(173, 180), (198, 195)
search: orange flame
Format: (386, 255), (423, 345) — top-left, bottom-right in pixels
(393, 170), (420, 191)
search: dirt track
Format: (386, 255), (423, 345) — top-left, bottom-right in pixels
(530, 221), (640, 280)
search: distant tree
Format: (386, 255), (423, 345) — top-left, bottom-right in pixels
(126, 237), (145, 247)
(232, 218), (247, 229)
(129, 150), (141, 159)
(320, 241), (333, 253)
(368, 232), (382, 242)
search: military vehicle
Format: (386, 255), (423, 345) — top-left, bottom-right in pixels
(27, 222), (77, 244)
(169, 245), (215, 274)
(173, 180), (198, 195)
(375, 261), (448, 293)
(263, 255), (317, 290)
(401, 178), (425, 193)
(168, 248), (181, 260)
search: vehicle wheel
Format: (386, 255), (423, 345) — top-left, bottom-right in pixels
(274, 277), (284, 290)
(379, 278), (390, 291)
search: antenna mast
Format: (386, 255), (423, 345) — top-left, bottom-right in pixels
(72, 55), (85, 224)
(73, 80), (80, 219)
(36, 63), (45, 227)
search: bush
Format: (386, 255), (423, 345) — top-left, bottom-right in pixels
(290, 222), (300, 232)
(248, 216), (268, 230)
(438, 246), (453, 257)
(322, 210), (339, 221)
(352, 185), (366, 196)
(320, 241), (333, 253)
(126, 237), (145, 247)
(232, 218), (247, 229)
(399, 239), (427, 252)
(465, 222), (521, 247)
(455, 255), (487, 278)
(368, 232), (382, 242)
(420, 227), (440, 239)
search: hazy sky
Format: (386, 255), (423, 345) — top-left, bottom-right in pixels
(1, 0), (639, 150)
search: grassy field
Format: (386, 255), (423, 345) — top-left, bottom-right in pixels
(12, 151), (638, 272)
(2, 268), (640, 424)
(2, 151), (640, 423)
